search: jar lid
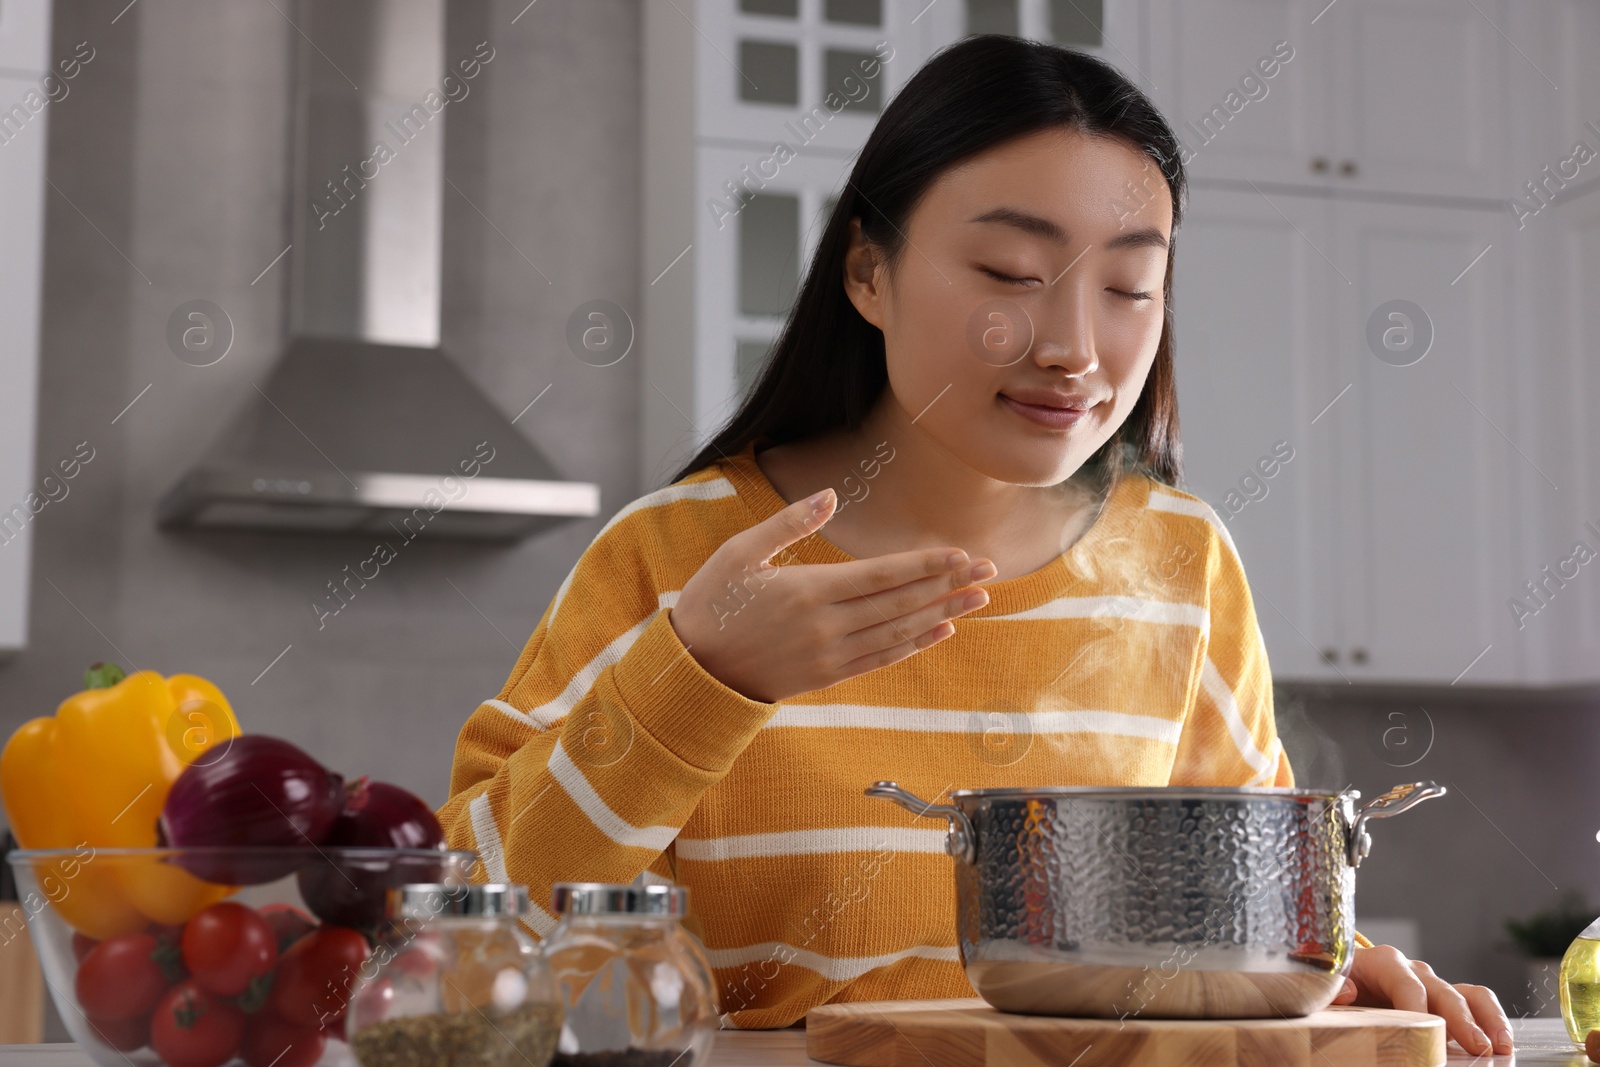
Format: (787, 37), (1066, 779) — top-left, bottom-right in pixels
(387, 882), (530, 919)
(552, 882), (688, 917)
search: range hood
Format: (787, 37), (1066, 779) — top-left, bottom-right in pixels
(159, 0), (598, 540)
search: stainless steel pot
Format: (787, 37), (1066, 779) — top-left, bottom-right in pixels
(866, 779), (1444, 1019)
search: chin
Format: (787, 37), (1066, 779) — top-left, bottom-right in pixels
(961, 439), (1089, 487)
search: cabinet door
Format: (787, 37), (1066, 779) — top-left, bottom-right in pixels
(1508, 0), (1600, 685)
(0, 73), (48, 652)
(1170, 186), (1347, 682)
(1145, 0), (1327, 188)
(1330, 199), (1519, 685)
(1321, 0), (1508, 200)
(0, 1), (51, 74)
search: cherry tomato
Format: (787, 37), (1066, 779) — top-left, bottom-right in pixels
(84, 1013), (149, 1051)
(256, 903), (316, 955)
(71, 932), (99, 963)
(180, 902), (277, 997)
(75, 933), (175, 1021)
(150, 980), (244, 1067)
(241, 1013), (326, 1067)
(268, 926), (370, 1031)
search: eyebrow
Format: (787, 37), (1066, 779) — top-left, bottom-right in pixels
(968, 206), (1169, 252)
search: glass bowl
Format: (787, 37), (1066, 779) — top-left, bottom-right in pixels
(7, 846), (478, 1067)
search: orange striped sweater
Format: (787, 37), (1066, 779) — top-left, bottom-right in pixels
(438, 441), (1297, 1028)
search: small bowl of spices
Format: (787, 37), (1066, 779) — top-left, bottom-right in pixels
(348, 882), (564, 1067)
(545, 882), (719, 1067)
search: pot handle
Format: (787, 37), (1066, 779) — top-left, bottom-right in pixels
(1347, 780), (1446, 868)
(865, 781), (976, 863)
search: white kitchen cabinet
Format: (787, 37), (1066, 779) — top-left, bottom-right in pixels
(0, 0), (51, 73)
(1147, 0), (1508, 200)
(1145, 0), (1329, 189)
(1500, 0), (1600, 687)
(0, 13), (53, 657)
(1171, 187), (1344, 682)
(1175, 187), (1519, 686)
(1330, 200), (1518, 685)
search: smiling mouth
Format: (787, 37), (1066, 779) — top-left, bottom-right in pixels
(998, 393), (1098, 428)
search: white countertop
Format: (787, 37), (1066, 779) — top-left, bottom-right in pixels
(0, 1018), (1587, 1066)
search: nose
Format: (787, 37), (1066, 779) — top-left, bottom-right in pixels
(1029, 279), (1098, 378)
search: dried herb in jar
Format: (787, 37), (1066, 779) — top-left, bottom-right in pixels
(351, 1001), (562, 1067)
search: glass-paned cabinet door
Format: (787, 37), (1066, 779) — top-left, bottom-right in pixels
(915, 0), (1142, 88)
(699, 0), (939, 158)
(697, 145), (854, 420)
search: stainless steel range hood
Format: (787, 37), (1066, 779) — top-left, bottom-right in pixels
(159, 0), (598, 540)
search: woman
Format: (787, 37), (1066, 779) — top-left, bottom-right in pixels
(440, 34), (1512, 1054)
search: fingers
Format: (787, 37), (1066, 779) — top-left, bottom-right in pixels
(1406, 962), (1487, 1057)
(833, 617), (957, 678)
(819, 545), (978, 601)
(836, 583), (990, 664)
(1331, 977), (1357, 1004)
(835, 558), (998, 630)
(1356, 945), (1428, 1013)
(1455, 983), (1513, 1055)
(738, 489), (837, 562)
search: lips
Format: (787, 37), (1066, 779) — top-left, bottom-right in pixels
(998, 391), (1100, 429)
(1000, 388), (1101, 411)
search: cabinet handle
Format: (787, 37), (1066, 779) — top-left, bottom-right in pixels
(1320, 647), (1340, 664)
(1311, 156), (1330, 174)
(1339, 159), (1358, 177)
(1350, 647), (1369, 664)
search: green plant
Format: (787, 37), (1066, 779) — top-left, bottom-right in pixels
(1506, 889), (1596, 958)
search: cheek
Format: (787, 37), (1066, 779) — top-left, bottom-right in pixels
(880, 270), (1002, 412)
(1099, 309), (1163, 400)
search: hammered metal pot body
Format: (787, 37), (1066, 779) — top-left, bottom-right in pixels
(951, 788), (1357, 1019)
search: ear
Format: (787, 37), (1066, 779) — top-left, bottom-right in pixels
(841, 216), (888, 329)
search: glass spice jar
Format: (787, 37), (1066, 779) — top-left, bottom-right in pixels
(347, 883), (564, 1067)
(544, 882), (719, 1067)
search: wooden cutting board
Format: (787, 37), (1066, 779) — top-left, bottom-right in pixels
(805, 998), (1446, 1067)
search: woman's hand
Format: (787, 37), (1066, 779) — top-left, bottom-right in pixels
(1332, 943), (1513, 1057)
(670, 488), (996, 703)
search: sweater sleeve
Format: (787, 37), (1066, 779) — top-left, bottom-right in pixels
(1167, 516), (1293, 787)
(436, 519), (780, 936)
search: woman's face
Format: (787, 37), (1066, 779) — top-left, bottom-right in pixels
(846, 126), (1173, 486)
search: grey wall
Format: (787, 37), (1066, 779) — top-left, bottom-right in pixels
(3, 0), (1595, 1029)
(0, 0), (639, 806)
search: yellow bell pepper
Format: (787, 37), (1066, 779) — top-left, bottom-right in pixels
(2, 718), (145, 939)
(1, 663), (243, 934)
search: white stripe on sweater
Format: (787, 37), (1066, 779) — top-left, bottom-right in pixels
(676, 826), (946, 862)
(548, 477), (735, 625)
(765, 704), (1183, 744)
(1146, 487), (1241, 565)
(706, 941), (961, 981)
(482, 591), (680, 730)
(469, 791), (560, 935)
(468, 791), (508, 883)
(548, 738), (680, 852)
(983, 594), (1208, 633)
(1199, 656), (1275, 779)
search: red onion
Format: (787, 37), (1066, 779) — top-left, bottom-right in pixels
(160, 736), (344, 883)
(325, 778), (445, 850)
(298, 778), (445, 926)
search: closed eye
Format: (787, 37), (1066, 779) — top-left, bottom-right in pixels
(1112, 289), (1155, 302)
(980, 267), (1039, 286)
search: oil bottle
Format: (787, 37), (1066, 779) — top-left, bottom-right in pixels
(1560, 916), (1600, 1043)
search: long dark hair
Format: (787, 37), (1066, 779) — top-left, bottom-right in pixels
(672, 34), (1187, 488)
